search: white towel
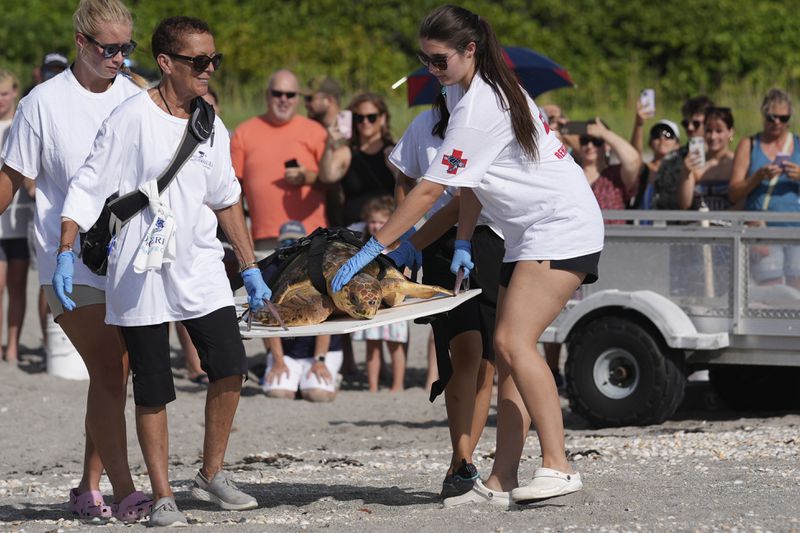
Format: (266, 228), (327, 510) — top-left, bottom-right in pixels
(133, 180), (176, 273)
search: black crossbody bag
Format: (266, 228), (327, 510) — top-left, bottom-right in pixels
(80, 96), (215, 275)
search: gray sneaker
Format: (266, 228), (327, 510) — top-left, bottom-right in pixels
(147, 497), (187, 528)
(191, 470), (258, 510)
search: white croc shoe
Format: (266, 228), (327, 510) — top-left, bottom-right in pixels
(443, 479), (516, 510)
(511, 468), (583, 503)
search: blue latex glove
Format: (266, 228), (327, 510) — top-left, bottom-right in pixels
(53, 251), (77, 311)
(241, 267), (272, 312)
(387, 239), (422, 271)
(450, 239), (474, 278)
(331, 236), (385, 293)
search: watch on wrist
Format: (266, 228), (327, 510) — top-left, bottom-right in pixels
(314, 354), (326, 363)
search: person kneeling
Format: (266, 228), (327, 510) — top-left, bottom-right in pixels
(262, 335), (342, 402)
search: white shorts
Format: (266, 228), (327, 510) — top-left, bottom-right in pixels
(262, 350), (343, 393)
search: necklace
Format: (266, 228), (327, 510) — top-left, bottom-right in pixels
(157, 85), (173, 116)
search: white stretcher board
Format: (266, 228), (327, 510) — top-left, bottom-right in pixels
(238, 289), (482, 339)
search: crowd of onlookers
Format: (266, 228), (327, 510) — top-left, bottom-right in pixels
(2, 50), (798, 398)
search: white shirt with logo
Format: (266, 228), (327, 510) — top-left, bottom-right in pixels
(388, 109), (502, 237)
(1, 68), (140, 287)
(422, 74), (604, 262)
(61, 91), (241, 326)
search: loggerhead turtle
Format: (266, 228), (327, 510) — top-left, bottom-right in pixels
(253, 240), (452, 326)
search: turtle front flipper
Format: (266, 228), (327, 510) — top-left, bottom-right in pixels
(380, 278), (453, 307)
(254, 285), (335, 326)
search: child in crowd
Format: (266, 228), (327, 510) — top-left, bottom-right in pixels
(352, 196), (408, 392)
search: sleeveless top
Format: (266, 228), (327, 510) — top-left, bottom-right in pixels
(746, 133), (800, 220)
(341, 143), (395, 225)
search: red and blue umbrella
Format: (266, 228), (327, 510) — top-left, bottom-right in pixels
(404, 46), (575, 107)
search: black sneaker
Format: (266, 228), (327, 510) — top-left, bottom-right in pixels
(441, 459), (479, 499)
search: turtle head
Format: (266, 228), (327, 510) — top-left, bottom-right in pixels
(330, 273), (382, 319)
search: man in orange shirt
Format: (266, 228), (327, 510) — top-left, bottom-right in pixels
(231, 69), (328, 256)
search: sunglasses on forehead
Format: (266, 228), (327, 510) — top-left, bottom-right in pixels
(82, 33), (137, 59)
(579, 135), (604, 147)
(167, 52), (222, 72)
(353, 113), (379, 124)
(270, 90), (297, 99)
(416, 50), (458, 71)
(766, 113), (791, 123)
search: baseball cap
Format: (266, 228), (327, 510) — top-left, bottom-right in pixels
(278, 220), (306, 244)
(650, 119), (681, 142)
(41, 52), (68, 81)
(303, 76), (342, 100)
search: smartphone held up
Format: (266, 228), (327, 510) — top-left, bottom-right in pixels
(639, 88), (656, 118)
(336, 110), (353, 139)
(689, 136), (706, 167)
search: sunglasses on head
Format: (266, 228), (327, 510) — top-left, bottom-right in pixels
(416, 50), (458, 71)
(579, 135), (604, 147)
(167, 52), (222, 73)
(681, 118), (703, 130)
(270, 90), (297, 99)
(650, 127), (677, 141)
(766, 113), (791, 124)
(82, 33), (137, 59)
(354, 113), (379, 124)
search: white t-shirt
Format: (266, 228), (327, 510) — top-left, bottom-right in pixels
(62, 91), (241, 326)
(0, 68), (140, 286)
(388, 109), (502, 237)
(422, 74), (604, 262)
(0, 117), (34, 239)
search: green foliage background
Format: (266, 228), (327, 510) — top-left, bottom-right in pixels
(2, 0), (799, 136)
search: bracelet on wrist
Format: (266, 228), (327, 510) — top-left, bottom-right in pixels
(57, 244), (73, 254)
(239, 261), (258, 273)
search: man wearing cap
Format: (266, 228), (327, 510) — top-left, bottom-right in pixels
(231, 69), (328, 258)
(23, 52), (69, 96)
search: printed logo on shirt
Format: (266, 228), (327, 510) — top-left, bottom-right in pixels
(554, 144), (568, 160)
(190, 149), (214, 170)
(442, 149), (468, 174)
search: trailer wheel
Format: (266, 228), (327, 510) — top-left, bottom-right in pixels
(566, 316), (685, 427)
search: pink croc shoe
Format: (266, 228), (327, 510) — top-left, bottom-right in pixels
(69, 488), (112, 521)
(111, 490), (153, 523)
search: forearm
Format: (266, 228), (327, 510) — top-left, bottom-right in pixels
(314, 335), (331, 355)
(410, 196), (459, 250)
(268, 338), (285, 364)
(318, 145), (349, 185)
(215, 202), (256, 268)
(59, 218), (81, 251)
(677, 169), (696, 210)
(606, 132), (642, 189)
(375, 179), (444, 247)
(631, 118), (644, 155)
(455, 188), (481, 241)
(0, 165), (26, 215)
(394, 174), (415, 206)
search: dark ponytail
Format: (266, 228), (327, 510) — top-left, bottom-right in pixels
(419, 5), (538, 160)
(432, 90), (449, 139)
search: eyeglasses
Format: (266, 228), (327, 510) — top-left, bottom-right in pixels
(82, 33), (137, 59)
(650, 127), (677, 141)
(681, 119), (703, 130)
(167, 52), (222, 73)
(354, 113), (379, 124)
(579, 135), (604, 147)
(416, 50), (458, 71)
(270, 90), (297, 99)
(766, 113), (791, 124)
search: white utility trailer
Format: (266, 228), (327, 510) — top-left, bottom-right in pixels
(544, 210), (800, 427)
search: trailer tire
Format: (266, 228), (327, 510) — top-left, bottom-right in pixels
(566, 316), (685, 427)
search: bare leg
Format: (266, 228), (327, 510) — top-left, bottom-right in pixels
(39, 288), (48, 345)
(5, 258), (29, 362)
(0, 260), (6, 360)
(444, 330), (482, 474)
(387, 340), (406, 392)
(484, 354), (531, 492)
(200, 375), (242, 480)
(176, 322), (204, 380)
(469, 358), (495, 453)
(136, 405), (172, 500)
(365, 340), (381, 392)
(58, 304), (136, 501)
(425, 329), (438, 391)
(493, 261), (583, 474)
(543, 342), (561, 376)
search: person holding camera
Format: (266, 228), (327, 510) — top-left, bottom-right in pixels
(0, 0), (151, 522)
(55, 16), (268, 527)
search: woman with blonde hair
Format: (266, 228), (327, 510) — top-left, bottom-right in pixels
(0, 0), (150, 522)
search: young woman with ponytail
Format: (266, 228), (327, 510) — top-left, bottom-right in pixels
(0, 0), (151, 523)
(331, 4), (604, 508)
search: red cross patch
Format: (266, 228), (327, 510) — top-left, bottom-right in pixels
(442, 149), (468, 175)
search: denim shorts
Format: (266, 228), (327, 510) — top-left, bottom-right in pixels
(750, 245), (800, 282)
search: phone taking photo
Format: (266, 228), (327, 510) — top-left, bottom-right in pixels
(689, 136), (706, 167)
(774, 153), (791, 168)
(561, 120), (589, 136)
(284, 158), (299, 168)
(336, 110), (353, 139)
(639, 88), (656, 118)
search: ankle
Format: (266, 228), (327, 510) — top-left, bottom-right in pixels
(484, 474), (517, 493)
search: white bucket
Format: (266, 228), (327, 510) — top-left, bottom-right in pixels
(46, 314), (89, 380)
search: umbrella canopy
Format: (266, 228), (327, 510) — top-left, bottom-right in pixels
(405, 46), (575, 107)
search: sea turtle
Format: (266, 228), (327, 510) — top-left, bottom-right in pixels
(253, 240), (452, 326)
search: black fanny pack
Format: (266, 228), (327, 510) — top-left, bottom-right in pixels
(80, 96), (215, 275)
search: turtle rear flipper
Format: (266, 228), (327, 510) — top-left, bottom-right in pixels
(380, 278), (453, 307)
(256, 285), (335, 326)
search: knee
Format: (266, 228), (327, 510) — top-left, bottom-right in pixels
(265, 389), (295, 400)
(301, 389), (335, 402)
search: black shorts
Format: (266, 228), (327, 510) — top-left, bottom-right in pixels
(499, 251), (601, 288)
(120, 306), (247, 407)
(0, 238), (30, 261)
(423, 225), (503, 362)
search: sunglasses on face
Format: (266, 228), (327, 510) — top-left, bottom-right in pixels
(579, 135), (604, 147)
(650, 127), (677, 141)
(167, 52), (222, 73)
(82, 33), (137, 59)
(354, 113), (379, 124)
(270, 90), (297, 99)
(416, 50), (458, 71)
(766, 113), (791, 124)
(681, 119), (703, 130)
